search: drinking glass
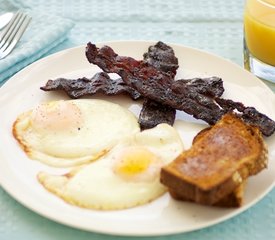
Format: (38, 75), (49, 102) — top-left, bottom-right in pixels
(244, 0), (275, 91)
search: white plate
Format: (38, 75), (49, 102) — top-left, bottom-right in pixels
(0, 41), (274, 236)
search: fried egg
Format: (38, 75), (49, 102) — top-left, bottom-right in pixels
(38, 123), (184, 210)
(13, 99), (139, 167)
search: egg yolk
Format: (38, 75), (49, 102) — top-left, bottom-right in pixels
(113, 147), (162, 182)
(31, 101), (83, 133)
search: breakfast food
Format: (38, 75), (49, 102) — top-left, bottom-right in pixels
(40, 42), (225, 131)
(138, 41), (178, 129)
(85, 41), (275, 136)
(143, 41), (179, 76)
(37, 124), (184, 210)
(138, 42), (224, 130)
(13, 99), (139, 167)
(168, 124), (250, 207)
(85, 42), (222, 125)
(40, 42), (226, 131)
(41, 74), (224, 129)
(139, 76), (225, 130)
(160, 113), (268, 206)
(41, 72), (141, 100)
(138, 99), (176, 130)
(14, 41), (274, 211)
(167, 124), (248, 207)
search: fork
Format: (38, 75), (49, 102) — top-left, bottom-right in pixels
(0, 11), (31, 59)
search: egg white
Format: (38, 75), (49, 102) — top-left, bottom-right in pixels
(13, 99), (140, 167)
(38, 124), (184, 210)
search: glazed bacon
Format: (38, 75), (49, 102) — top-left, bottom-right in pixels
(143, 41), (179, 77)
(40, 41), (224, 130)
(173, 77), (224, 98)
(139, 42), (224, 130)
(139, 41), (178, 130)
(138, 99), (177, 130)
(215, 98), (275, 137)
(85, 42), (225, 124)
(41, 72), (141, 100)
(85, 42), (275, 136)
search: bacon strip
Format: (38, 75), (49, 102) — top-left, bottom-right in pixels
(41, 72), (141, 100)
(139, 42), (178, 130)
(85, 42), (275, 136)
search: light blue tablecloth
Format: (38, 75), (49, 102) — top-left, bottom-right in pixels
(1, 0), (275, 239)
(0, 0), (74, 84)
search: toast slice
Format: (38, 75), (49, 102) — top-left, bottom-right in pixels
(160, 113), (268, 206)
(168, 126), (247, 207)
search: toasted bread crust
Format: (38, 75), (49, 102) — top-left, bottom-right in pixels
(161, 113), (268, 206)
(169, 180), (246, 207)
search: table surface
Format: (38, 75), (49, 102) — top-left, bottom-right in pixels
(1, 0), (275, 239)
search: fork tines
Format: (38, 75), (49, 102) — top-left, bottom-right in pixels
(0, 11), (31, 59)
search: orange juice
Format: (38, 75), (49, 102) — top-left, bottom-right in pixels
(244, 0), (275, 66)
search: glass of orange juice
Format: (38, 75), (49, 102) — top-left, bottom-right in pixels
(244, 0), (275, 90)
